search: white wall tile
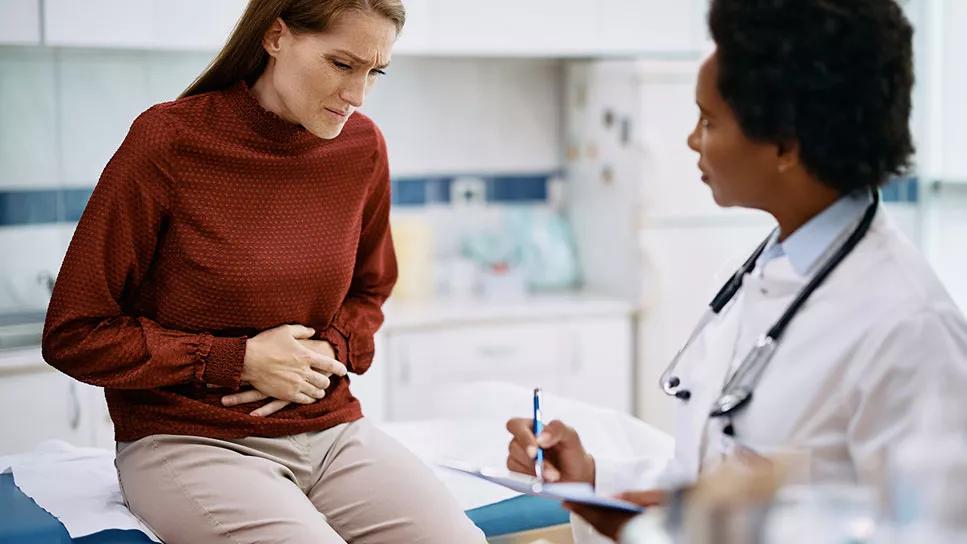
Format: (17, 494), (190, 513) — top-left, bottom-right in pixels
(0, 47), (59, 188)
(145, 51), (213, 104)
(0, 223), (69, 312)
(362, 57), (563, 176)
(58, 49), (153, 186)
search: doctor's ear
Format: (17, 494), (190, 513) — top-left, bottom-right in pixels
(776, 140), (801, 174)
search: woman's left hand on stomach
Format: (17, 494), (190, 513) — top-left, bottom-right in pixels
(221, 339), (339, 417)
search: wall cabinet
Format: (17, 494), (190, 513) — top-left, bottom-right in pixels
(936, 0), (967, 181)
(0, 0), (41, 45)
(43, 0), (245, 50)
(399, 0), (704, 57)
(36, 0), (704, 57)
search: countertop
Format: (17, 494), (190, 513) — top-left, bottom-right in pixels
(382, 292), (636, 331)
(0, 346), (45, 374)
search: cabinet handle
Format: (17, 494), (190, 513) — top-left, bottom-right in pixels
(570, 334), (582, 372)
(69, 381), (81, 430)
(399, 350), (410, 385)
(475, 345), (517, 358)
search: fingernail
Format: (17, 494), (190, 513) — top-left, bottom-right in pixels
(222, 398), (233, 406)
(546, 468), (559, 482)
(526, 446), (537, 458)
(537, 433), (549, 445)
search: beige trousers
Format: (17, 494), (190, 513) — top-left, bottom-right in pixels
(115, 418), (485, 544)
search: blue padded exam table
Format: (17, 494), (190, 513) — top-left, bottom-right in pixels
(0, 473), (569, 543)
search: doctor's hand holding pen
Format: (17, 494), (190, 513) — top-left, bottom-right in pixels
(506, 417), (665, 540)
(505, 418), (597, 484)
(219, 324), (348, 416)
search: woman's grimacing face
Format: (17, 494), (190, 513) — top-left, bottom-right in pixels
(258, 10), (397, 139)
(687, 53), (784, 210)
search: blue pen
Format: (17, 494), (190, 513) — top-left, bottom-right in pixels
(533, 387), (544, 483)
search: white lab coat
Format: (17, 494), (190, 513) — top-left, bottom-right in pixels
(573, 210), (967, 543)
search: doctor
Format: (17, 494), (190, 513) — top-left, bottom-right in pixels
(506, 0), (967, 540)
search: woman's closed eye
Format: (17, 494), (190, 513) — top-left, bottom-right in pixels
(331, 59), (387, 77)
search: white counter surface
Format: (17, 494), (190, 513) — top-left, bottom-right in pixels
(383, 292), (636, 331)
(0, 345), (46, 373)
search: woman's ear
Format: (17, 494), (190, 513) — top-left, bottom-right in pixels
(263, 18), (289, 58)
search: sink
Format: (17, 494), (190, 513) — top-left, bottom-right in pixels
(0, 311), (46, 350)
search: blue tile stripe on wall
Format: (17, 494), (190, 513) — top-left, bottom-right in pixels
(0, 174), (918, 226)
(0, 174), (554, 226)
(391, 173), (551, 207)
(0, 188), (94, 226)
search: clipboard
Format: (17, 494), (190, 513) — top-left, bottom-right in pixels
(438, 461), (646, 514)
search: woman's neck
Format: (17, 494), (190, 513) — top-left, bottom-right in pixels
(250, 65), (299, 125)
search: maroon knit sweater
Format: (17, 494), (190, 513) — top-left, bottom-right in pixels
(42, 81), (397, 442)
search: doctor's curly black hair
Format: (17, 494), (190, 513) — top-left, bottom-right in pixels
(708, 0), (915, 192)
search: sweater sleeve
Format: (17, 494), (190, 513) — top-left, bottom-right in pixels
(42, 109), (246, 390)
(317, 126), (398, 374)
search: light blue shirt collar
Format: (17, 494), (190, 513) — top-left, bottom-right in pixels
(758, 190), (873, 276)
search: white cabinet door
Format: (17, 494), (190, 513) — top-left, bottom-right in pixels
(939, 0), (967, 181)
(392, 0), (433, 54)
(44, 0), (153, 48)
(150, 0), (246, 51)
(561, 316), (633, 412)
(44, 0), (245, 50)
(0, 0), (41, 45)
(0, 370), (91, 455)
(597, 0), (699, 54)
(430, 0), (596, 56)
(385, 321), (569, 420)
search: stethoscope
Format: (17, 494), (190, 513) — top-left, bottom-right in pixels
(659, 189), (880, 422)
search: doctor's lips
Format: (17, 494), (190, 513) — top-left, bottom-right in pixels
(697, 163), (709, 183)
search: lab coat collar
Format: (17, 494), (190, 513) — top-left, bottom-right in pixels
(759, 190), (873, 277)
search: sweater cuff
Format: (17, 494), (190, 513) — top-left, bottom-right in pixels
(201, 335), (246, 389)
(318, 326), (351, 371)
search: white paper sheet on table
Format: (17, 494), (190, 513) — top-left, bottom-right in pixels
(2, 440), (161, 541)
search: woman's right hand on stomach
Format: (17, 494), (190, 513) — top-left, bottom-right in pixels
(236, 324), (347, 405)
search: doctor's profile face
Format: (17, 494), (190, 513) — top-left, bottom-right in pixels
(687, 54), (784, 210)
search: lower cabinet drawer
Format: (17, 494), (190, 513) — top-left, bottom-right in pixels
(386, 322), (570, 419)
(383, 316), (632, 420)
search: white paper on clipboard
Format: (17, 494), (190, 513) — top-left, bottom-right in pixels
(438, 461), (646, 514)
